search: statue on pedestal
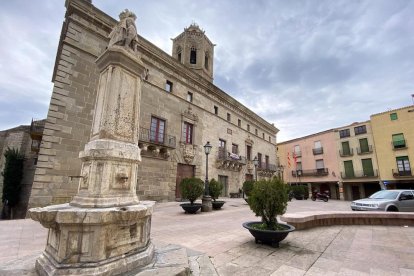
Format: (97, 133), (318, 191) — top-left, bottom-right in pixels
(109, 9), (139, 52)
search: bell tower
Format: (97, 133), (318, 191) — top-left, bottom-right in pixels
(172, 23), (215, 82)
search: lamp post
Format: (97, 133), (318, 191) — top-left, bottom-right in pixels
(202, 141), (212, 212)
(253, 156), (259, 181)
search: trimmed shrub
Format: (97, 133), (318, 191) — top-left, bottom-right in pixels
(180, 177), (204, 205)
(209, 178), (223, 201)
(242, 180), (255, 197)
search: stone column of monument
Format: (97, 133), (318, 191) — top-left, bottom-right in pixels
(29, 10), (155, 276)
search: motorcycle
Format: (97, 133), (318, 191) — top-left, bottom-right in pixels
(311, 190), (329, 202)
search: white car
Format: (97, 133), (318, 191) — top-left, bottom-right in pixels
(351, 189), (414, 212)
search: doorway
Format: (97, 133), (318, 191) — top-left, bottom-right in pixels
(176, 164), (195, 200)
(218, 175), (229, 197)
(351, 186), (360, 200)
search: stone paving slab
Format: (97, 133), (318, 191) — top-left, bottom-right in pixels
(1, 198), (414, 275)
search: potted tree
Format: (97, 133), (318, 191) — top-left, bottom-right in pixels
(242, 180), (254, 203)
(242, 177), (295, 247)
(179, 177), (204, 214)
(209, 178), (225, 210)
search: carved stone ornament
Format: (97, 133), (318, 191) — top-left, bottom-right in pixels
(108, 9), (139, 52)
(181, 143), (196, 164)
(245, 135), (254, 145)
(182, 105), (199, 122)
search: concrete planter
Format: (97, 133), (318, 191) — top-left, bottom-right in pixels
(212, 201), (225, 210)
(180, 203), (202, 214)
(243, 221), (295, 248)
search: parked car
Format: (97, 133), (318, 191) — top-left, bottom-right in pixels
(351, 189), (414, 212)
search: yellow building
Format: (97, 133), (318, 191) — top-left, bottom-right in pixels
(371, 105), (414, 189)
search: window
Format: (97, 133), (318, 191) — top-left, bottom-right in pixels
(316, 159), (325, 169)
(182, 122), (193, 144)
(177, 46), (182, 62)
(361, 158), (374, 177)
(257, 153), (262, 168)
(232, 144), (238, 154)
(218, 139), (226, 159)
(219, 139), (226, 149)
(262, 133), (265, 139)
(396, 156), (411, 175)
(294, 145), (301, 157)
(214, 105), (218, 115)
(165, 80), (173, 92)
(265, 155), (269, 169)
(187, 92), (193, 102)
(227, 113), (231, 122)
(354, 125), (367, 135)
(190, 47), (197, 64)
(269, 136), (271, 143)
(255, 129), (258, 135)
(339, 129), (350, 138)
(238, 119), (241, 127)
(247, 124), (250, 132)
(359, 138), (370, 153)
(205, 53), (209, 69)
(392, 133), (406, 148)
(296, 161), (302, 171)
(246, 145), (252, 160)
(178, 52), (182, 62)
(313, 141), (323, 155)
(390, 113), (398, 121)
(341, 141), (351, 156)
(344, 160), (354, 178)
(150, 117), (165, 144)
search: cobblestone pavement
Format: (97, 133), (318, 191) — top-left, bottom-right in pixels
(1, 198), (414, 275)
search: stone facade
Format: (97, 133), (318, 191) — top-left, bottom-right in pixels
(28, 0), (279, 208)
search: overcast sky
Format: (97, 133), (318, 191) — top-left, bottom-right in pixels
(1, 0), (413, 142)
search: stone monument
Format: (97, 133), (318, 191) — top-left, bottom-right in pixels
(29, 10), (155, 275)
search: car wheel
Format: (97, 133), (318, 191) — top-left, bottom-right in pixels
(386, 206), (398, 212)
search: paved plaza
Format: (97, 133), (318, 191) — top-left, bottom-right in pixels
(1, 198), (414, 275)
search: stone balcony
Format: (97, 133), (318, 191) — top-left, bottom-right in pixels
(216, 148), (246, 171)
(257, 163), (277, 177)
(138, 127), (176, 159)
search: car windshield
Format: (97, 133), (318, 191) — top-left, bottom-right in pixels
(369, 190), (399, 199)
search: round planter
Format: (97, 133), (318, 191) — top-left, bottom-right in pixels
(212, 201), (225, 210)
(242, 221), (295, 248)
(180, 203), (202, 214)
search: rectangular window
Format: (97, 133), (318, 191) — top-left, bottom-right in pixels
(361, 158), (374, 176)
(265, 155), (269, 169)
(344, 160), (354, 178)
(190, 49), (197, 64)
(187, 92), (193, 102)
(227, 113), (231, 122)
(255, 129), (258, 135)
(269, 136), (271, 143)
(150, 117), (165, 144)
(339, 129), (350, 138)
(165, 80), (173, 92)
(262, 133), (265, 139)
(178, 52), (182, 62)
(313, 141), (323, 155)
(392, 133), (406, 148)
(390, 113), (398, 121)
(257, 153), (262, 168)
(247, 124), (250, 132)
(354, 125), (367, 135)
(316, 159), (324, 169)
(396, 156), (411, 173)
(214, 105), (218, 115)
(296, 161), (302, 170)
(238, 119), (241, 127)
(182, 122), (193, 144)
(218, 139), (226, 159)
(232, 144), (238, 154)
(359, 138), (370, 153)
(246, 145), (252, 160)
(341, 141), (351, 156)
(294, 145), (301, 157)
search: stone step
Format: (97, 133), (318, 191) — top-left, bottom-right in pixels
(188, 254), (219, 276)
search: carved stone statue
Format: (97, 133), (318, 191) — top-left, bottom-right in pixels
(108, 9), (139, 52)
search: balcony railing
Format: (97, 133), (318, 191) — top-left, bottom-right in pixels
(312, 147), (324, 155)
(217, 147), (247, 164)
(341, 170), (378, 179)
(392, 140), (407, 149)
(291, 168), (329, 177)
(257, 163), (277, 172)
(339, 148), (353, 157)
(357, 145), (373, 155)
(139, 127), (176, 148)
(392, 169), (412, 177)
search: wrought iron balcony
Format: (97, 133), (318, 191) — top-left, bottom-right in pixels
(339, 148), (353, 157)
(216, 147), (246, 171)
(256, 163), (277, 177)
(357, 145), (373, 154)
(139, 127), (176, 148)
(341, 170), (378, 179)
(312, 147), (323, 155)
(392, 139), (407, 150)
(392, 169), (412, 178)
(291, 168), (329, 177)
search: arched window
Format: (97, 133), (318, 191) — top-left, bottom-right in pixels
(177, 46), (182, 62)
(204, 52), (209, 69)
(190, 47), (197, 64)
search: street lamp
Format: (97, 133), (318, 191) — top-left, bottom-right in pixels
(253, 156), (259, 181)
(203, 141), (212, 196)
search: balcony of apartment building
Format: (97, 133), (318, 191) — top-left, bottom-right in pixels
(291, 168), (329, 177)
(392, 169), (412, 178)
(392, 139), (407, 150)
(339, 148), (354, 157)
(357, 145), (373, 155)
(312, 147), (323, 155)
(257, 162), (277, 177)
(341, 169), (379, 179)
(138, 127), (176, 159)
(216, 147), (246, 171)
(30, 118), (45, 153)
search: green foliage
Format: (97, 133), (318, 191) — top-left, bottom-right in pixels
(209, 178), (223, 201)
(1, 148), (25, 207)
(248, 177), (288, 230)
(242, 180), (255, 197)
(180, 177), (204, 205)
(291, 185), (307, 199)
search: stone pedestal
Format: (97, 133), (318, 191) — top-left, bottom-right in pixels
(201, 196), (212, 212)
(29, 45), (154, 275)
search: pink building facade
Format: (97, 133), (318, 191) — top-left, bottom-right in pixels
(277, 130), (342, 199)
